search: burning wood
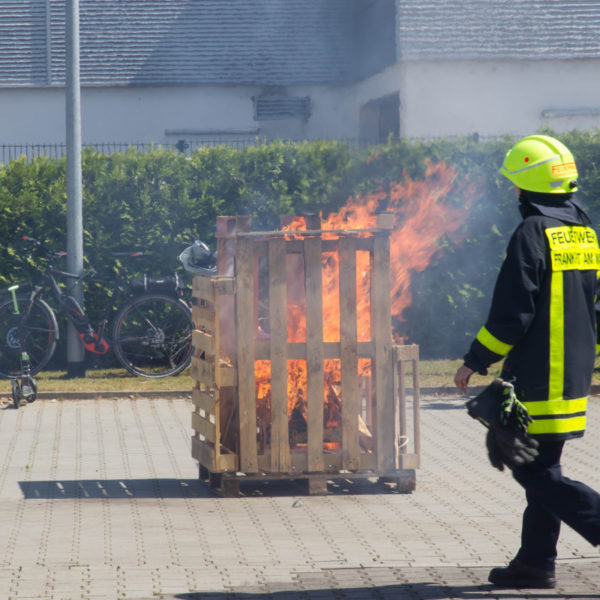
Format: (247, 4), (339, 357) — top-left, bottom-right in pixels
(251, 160), (477, 438)
(254, 369), (375, 455)
(192, 161), (470, 481)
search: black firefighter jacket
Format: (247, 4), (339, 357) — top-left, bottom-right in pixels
(464, 202), (600, 441)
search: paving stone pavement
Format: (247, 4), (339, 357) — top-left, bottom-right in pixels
(0, 392), (598, 599)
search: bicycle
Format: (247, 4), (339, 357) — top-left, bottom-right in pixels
(0, 236), (194, 379)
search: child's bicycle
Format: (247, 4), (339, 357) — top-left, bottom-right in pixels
(0, 236), (193, 379)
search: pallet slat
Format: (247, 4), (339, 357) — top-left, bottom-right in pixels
(253, 340), (376, 360)
(192, 437), (238, 473)
(191, 435), (217, 471)
(192, 276), (215, 303)
(192, 411), (216, 443)
(394, 344), (419, 361)
(372, 233), (396, 472)
(339, 237), (360, 470)
(304, 233), (325, 472)
(192, 330), (215, 358)
(191, 356), (237, 387)
(235, 236), (259, 473)
(192, 387), (216, 414)
(215, 366), (236, 388)
(393, 344), (421, 464)
(191, 355), (214, 386)
(269, 237), (291, 472)
(192, 305), (215, 331)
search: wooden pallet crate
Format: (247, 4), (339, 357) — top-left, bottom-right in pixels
(190, 215), (420, 494)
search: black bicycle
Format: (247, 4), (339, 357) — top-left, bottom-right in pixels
(0, 236), (193, 379)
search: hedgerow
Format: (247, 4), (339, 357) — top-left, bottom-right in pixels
(0, 131), (598, 363)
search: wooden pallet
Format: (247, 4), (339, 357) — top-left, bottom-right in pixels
(190, 215), (421, 495)
(199, 464), (417, 497)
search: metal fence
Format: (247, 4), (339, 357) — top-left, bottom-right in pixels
(0, 138), (373, 164)
(0, 134), (509, 164)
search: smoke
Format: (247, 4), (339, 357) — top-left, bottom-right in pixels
(399, 163), (520, 359)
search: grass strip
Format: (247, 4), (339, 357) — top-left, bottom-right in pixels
(1, 359), (599, 394)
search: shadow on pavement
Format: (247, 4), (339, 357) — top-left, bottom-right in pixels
(19, 478), (215, 499)
(18, 476), (405, 499)
(174, 583), (599, 599)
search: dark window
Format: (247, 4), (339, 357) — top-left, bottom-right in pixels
(359, 92), (399, 142)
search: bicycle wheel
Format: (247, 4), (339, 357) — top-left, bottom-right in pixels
(0, 294), (58, 378)
(112, 293), (193, 378)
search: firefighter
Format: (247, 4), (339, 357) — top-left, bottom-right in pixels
(454, 134), (600, 589)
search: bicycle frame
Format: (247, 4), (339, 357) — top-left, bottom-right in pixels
(13, 260), (110, 355)
(2, 236), (194, 379)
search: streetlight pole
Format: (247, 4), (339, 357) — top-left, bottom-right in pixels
(65, 0), (85, 377)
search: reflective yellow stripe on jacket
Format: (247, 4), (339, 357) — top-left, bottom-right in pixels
(523, 396), (587, 435)
(475, 326), (513, 356)
(534, 225), (599, 436)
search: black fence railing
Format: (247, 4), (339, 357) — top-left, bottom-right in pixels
(0, 134), (510, 164)
(0, 138), (375, 164)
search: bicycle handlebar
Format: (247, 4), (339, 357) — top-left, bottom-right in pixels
(22, 235), (66, 261)
(110, 251), (146, 258)
(20, 236), (181, 292)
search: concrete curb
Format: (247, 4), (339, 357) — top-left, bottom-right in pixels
(2, 384), (600, 401)
(0, 389), (192, 400)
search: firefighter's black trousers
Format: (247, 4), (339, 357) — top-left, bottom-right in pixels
(511, 439), (600, 571)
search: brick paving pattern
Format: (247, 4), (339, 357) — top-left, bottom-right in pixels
(0, 393), (598, 599)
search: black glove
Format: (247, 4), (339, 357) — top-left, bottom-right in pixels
(485, 429), (506, 471)
(486, 427), (539, 471)
(467, 380), (539, 471)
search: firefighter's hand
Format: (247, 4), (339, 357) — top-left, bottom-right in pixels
(454, 365), (475, 394)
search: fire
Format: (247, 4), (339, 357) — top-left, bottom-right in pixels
(386, 160), (476, 331)
(254, 160), (478, 436)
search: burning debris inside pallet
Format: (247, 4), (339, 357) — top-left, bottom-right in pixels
(255, 360), (375, 454)
(248, 160), (474, 454)
(191, 160), (477, 483)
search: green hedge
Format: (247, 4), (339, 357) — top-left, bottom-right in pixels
(1, 132), (599, 363)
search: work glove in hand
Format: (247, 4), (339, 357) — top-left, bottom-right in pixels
(486, 427), (539, 471)
(466, 379), (539, 471)
(499, 381), (534, 435)
(485, 429), (505, 471)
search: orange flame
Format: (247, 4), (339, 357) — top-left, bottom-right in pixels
(386, 160), (475, 329)
(254, 160), (479, 422)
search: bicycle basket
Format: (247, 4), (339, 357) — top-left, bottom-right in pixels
(129, 273), (184, 294)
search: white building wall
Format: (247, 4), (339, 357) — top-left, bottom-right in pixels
(292, 85), (357, 140)
(2, 57), (600, 146)
(394, 58), (600, 138)
(85, 86), (258, 143)
(0, 84), (358, 146)
(0, 88), (65, 142)
(0, 85), (260, 145)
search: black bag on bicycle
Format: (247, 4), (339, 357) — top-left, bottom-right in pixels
(129, 272), (183, 295)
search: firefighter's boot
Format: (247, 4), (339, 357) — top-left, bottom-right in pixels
(488, 559), (556, 589)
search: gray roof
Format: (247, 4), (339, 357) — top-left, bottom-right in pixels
(2, 0), (600, 89)
(397, 0), (600, 60)
(0, 0), (356, 87)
